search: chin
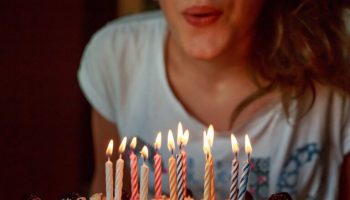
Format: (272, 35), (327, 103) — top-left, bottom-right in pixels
(185, 45), (223, 60)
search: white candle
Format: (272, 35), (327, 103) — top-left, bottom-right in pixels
(105, 140), (114, 200)
(114, 137), (127, 200)
(140, 146), (149, 200)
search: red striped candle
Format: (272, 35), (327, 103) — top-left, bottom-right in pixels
(130, 137), (139, 200)
(154, 132), (162, 198)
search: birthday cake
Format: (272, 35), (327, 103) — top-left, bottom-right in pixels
(26, 191), (293, 200)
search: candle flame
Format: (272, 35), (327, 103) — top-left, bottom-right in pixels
(183, 129), (189, 146)
(207, 125), (214, 147)
(168, 130), (175, 152)
(177, 122), (184, 146)
(106, 139), (114, 156)
(231, 134), (239, 153)
(118, 137), (127, 153)
(141, 145), (149, 159)
(203, 131), (210, 155)
(245, 134), (252, 154)
(130, 137), (137, 150)
(154, 132), (162, 150)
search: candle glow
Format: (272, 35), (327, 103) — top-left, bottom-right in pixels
(231, 134), (239, 154)
(207, 125), (214, 148)
(203, 131), (210, 156)
(119, 137), (127, 154)
(141, 146), (149, 160)
(183, 129), (189, 146)
(245, 135), (252, 155)
(168, 130), (175, 153)
(177, 122), (184, 146)
(106, 140), (114, 157)
(154, 132), (162, 150)
(130, 137), (137, 150)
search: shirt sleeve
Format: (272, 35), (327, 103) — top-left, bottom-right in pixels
(77, 28), (117, 122)
(342, 96), (350, 155)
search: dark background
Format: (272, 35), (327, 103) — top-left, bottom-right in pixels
(0, 0), (157, 199)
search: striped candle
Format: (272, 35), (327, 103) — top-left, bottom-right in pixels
(154, 153), (162, 198)
(209, 156), (216, 200)
(238, 135), (252, 200)
(182, 151), (187, 197)
(182, 129), (189, 197)
(114, 137), (127, 200)
(168, 130), (177, 200)
(204, 157), (211, 200)
(130, 137), (139, 200)
(229, 157), (239, 200)
(154, 132), (162, 198)
(237, 160), (250, 200)
(105, 140), (114, 200)
(140, 146), (149, 200)
(203, 131), (211, 200)
(230, 134), (239, 200)
(176, 153), (184, 200)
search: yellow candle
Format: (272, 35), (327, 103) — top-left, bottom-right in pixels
(114, 137), (127, 200)
(140, 146), (149, 200)
(207, 125), (216, 200)
(168, 130), (177, 200)
(105, 140), (114, 200)
(203, 131), (211, 200)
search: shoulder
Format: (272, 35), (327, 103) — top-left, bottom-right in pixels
(88, 10), (166, 51)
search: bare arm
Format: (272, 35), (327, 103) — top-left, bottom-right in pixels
(90, 109), (120, 194)
(339, 153), (350, 200)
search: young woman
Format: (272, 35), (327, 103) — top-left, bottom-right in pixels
(78, 0), (350, 199)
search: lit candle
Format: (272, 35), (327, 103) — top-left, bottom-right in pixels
(105, 140), (114, 200)
(130, 137), (140, 200)
(203, 131), (211, 200)
(238, 135), (252, 200)
(153, 132), (162, 199)
(179, 123), (190, 197)
(176, 123), (185, 200)
(168, 130), (177, 200)
(114, 137), (127, 200)
(207, 125), (216, 200)
(229, 134), (239, 200)
(140, 146), (149, 200)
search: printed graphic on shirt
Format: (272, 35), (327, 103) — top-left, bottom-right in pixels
(249, 158), (270, 200)
(277, 143), (320, 199)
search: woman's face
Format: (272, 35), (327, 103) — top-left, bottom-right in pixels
(159, 0), (264, 60)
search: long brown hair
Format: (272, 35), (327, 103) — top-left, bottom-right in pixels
(230, 0), (350, 127)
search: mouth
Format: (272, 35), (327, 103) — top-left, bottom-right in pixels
(182, 6), (223, 27)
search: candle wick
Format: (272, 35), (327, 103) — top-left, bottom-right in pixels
(171, 149), (174, 156)
(119, 154), (122, 159)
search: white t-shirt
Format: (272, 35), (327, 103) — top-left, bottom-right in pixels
(78, 11), (350, 200)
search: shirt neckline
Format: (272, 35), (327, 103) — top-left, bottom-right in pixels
(155, 19), (282, 138)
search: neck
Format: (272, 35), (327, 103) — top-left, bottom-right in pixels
(166, 32), (253, 82)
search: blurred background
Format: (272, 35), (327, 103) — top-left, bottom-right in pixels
(1, 0), (158, 199)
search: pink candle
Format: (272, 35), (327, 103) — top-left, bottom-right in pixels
(154, 132), (162, 198)
(130, 137), (139, 200)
